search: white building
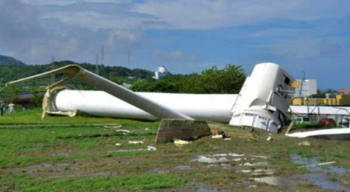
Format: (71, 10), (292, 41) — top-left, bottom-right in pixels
(154, 66), (169, 79)
(294, 79), (317, 97)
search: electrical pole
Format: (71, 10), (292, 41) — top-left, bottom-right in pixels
(95, 53), (99, 75)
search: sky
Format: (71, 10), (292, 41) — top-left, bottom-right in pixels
(1, 0), (350, 89)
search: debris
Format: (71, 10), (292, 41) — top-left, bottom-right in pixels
(174, 139), (191, 146)
(224, 138), (231, 141)
(284, 122), (294, 134)
(147, 146), (157, 151)
(116, 129), (130, 135)
(241, 162), (269, 167)
(250, 155), (268, 159)
(156, 120), (211, 143)
(212, 135), (223, 139)
(300, 161), (336, 169)
(298, 141), (311, 146)
(266, 134), (272, 141)
(114, 143), (121, 146)
(104, 124), (122, 129)
(286, 128), (350, 140)
(110, 146), (157, 153)
(128, 141), (144, 144)
(145, 128), (149, 131)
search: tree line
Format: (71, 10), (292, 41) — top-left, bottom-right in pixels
(131, 65), (246, 94)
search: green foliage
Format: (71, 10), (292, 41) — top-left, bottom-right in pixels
(0, 84), (21, 103)
(29, 93), (44, 108)
(132, 65), (246, 93)
(0, 61), (154, 87)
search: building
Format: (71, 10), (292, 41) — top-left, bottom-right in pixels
(294, 79), (317, 97)
(291, 95), (350, 106)
(339, 89), (350, 95)
(154, 66), (169, 80)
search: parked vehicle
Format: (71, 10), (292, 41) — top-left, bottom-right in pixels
(318, 118), (337, 127)
(339, 117), (350, 128)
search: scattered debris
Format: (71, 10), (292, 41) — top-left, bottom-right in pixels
(116, 129), (130, 135)
(297, 141), (311, 146)
(300, 161), (336, 169)
(286, 128), (350, 140)
(147, 146), (157, 151)
(110, 146), (156, 153)
(156, 120), (211, 143)
(156, 120), (256, 144)
(103, 124), (122, 129)
(211, 135), (223, 139)
(128, 141), (144, 144)
(266, 134), (272, 141)
(174, 139), (191, 146)
(114, 143), (121, 146)
(224, 138), (231, 141)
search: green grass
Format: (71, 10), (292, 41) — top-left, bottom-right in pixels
(0, 108), (159, 128)
(2, 109), (350, 191)
(0, 173), (186, 192)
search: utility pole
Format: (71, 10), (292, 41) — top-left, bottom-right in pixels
(95, 53), (99, 75)
(101, 44), (104, 66)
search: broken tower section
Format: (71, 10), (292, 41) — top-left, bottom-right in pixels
(230, 63), (295, 133)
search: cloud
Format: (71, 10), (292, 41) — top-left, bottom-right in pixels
(42, 11), (162, 31)
(20, 0), (131, 6)
(132, 0), (350, 29)
(271, 38), (350, 59)
(151, 50), (198, 63)
(0, 0), (83, 63)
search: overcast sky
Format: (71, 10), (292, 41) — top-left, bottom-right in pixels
(1, 0), (350, 89)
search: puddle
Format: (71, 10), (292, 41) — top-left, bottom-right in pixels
(301, 173), (350, 192)
(193, 156), (228, 163)
(252, 176), (296, 188)
(291, 154), (347, 174)
(254, 154), (350, 192)
(192, 153), (274, 176)
(187, 182), (228, 192)
(254, 174), (350, 192)
(175, 165), (192, 171)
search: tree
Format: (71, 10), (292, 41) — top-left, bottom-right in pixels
(131, 64), (246, 94)
(0, 85), (20, 103)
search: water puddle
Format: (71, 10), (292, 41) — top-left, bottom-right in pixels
(187, 182), (228, 192)
(191, 153), (274, 176)
(291, 154), (346, 174)
(175, 165), (192, 171)
(254, 154), (350, 192)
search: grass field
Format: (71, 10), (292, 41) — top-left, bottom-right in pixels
(1, 109), (350, 191)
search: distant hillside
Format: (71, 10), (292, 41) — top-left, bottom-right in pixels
(0, 55), (26, 66)
(0, 60), (154, 88)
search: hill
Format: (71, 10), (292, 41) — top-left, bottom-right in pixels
(0, 60), (154, 88)
(0, 55), (26, 66)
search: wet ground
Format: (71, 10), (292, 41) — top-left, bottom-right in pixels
(1, 123), (350, 191)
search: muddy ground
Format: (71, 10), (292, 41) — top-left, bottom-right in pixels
(1, 119), (350, 191)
